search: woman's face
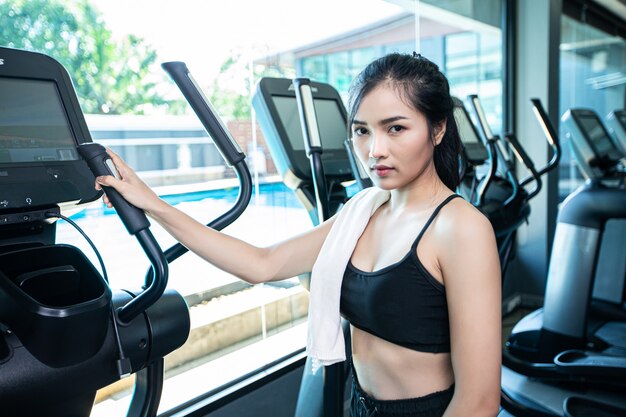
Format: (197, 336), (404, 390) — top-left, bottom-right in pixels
(351, 84), (443, 191)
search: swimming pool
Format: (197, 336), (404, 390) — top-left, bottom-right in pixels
(71, 182), (303, 219)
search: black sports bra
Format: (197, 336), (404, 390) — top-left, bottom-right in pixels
(340, 194), (460, 353)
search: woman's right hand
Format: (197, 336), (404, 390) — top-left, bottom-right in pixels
(94, 148), (165, 215)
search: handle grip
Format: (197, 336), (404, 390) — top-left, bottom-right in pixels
(77, 143), (150, 235)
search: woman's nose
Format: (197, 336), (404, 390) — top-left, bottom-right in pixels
(369, 135), (387, 159)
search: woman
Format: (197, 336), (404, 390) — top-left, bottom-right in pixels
(96, 53), (501, 417)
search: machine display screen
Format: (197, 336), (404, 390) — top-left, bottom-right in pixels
(0, 78), (78, 163)
(454, 106), (481, 144)
(272, 96), (348, 152)
(577, 114), (614, 156)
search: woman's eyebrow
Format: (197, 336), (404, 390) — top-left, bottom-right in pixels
(351, 116), (409, 126)
(379, 116), (409, 125)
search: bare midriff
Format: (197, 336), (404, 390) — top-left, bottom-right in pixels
(350, 326), (454, 400)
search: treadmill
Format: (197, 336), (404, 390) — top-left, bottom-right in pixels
(0, 47), (251, 417)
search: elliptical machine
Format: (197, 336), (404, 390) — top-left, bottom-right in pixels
(455, 95), (558, 278)
(253, 77), (355, 417)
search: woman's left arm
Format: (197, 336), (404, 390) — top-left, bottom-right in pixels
(439, 204), (501, 417)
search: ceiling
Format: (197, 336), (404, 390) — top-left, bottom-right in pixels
(593, 0), (626, 21)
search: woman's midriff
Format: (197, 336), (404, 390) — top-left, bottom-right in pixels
(350, 326), (454, 400)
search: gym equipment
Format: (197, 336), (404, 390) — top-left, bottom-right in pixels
(458, 96), (558, 277)
(562, 109), (626, 319)
(0, 46), (188, 417)
(605, 110), (626, 160)
(0, 47), (252, 417)
(253, 77), (356, 417)
(500, 106), (626, 417)
(252, 77), (354, 225)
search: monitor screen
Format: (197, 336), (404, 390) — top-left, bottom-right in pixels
(272, 96), (347, 151)
(0, 78), (78, 163)
(577, 114), (614, 156)
(453, 106), (481, 144)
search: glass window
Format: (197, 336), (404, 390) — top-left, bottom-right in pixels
(301, 55), (328, 82)
(418, 1), (503, 135)
(294, 1), (503, 135)
(559, 14), (626, 199)
(328, 51), (351, 93)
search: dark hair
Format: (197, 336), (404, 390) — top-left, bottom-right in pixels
(348, 52), (462, 191)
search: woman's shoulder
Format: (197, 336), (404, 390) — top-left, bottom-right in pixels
(434, 195), (494, 245)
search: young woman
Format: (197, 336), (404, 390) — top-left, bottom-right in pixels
(96, 53), (501, 417)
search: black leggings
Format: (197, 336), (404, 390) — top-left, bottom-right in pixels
(349, 365), (454, 417)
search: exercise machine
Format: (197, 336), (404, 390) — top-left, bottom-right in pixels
(457, 96), (557, 278)
(0, 47), (252, 417)
(253, 77), (357, 417)
(500, 106), (626, 417)
(605, 110), (626, 161)
(252, 77), (354, 226)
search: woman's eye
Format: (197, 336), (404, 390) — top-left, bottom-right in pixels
(389, 125), (405, 134)
(353, 127), (368, 136)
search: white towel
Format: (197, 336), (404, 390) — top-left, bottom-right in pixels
(306, 186), (391, 372)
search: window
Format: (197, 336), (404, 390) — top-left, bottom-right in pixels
(292, 1), (503, 134)
(559, 13), (626, 199)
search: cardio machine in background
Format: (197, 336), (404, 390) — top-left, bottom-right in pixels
(0, 47), (252, 417)
(605, 110), (626, 163)
(253, 77), (364, 417)
(499, 106), (626, 417)
(252, 77), (355, 227)
(460, 95), (559, 280)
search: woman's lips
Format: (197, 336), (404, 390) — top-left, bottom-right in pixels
(372, 165), (393, 177)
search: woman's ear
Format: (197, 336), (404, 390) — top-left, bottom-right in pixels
(434, 119), (447, 146)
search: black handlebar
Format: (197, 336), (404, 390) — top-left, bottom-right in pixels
(159, 61), (253, 265)
(505, 133), (543, 200)
(128, 61), (253, 417)
(161, 61), (246, 167)
(524, 98), (561, 184)
(476, 138), (498, 207)
(77, 143), (150, 235)
(468, 95), (520, 207)
(77, 143), (168, 324)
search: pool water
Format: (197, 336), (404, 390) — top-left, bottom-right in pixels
(72, 182), (302, 219)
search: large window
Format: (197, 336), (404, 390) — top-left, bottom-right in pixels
(294, 1), (503, 134)
(559, 12), (626, 199)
